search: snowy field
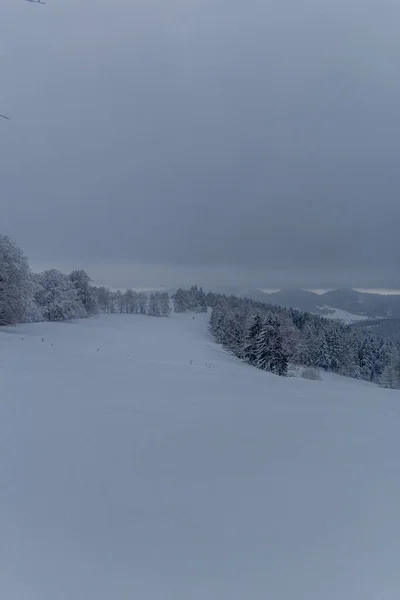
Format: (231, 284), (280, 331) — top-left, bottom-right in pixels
(1, 313), (400, 600)
(316, 305), (370, 324)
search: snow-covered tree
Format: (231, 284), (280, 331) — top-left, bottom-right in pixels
(69, 270), (98, 316)
(302, 322), (318, 366)
(209, 304), (228, 344)
(243, 314), (264, 365)
(223, 313), (245, 358)
(270, 333), (288, 376)
(255, 317), (274, 371)
(124, 289), (137, 314)
(326, 326), (344, 373)
(373, 339), (392, 382)
(314, 332), (331, 370)
(173, 289), (187, 312)
(148, 293), (162, 317)
(0, 235), (34, 325)
(196, 287), (208, 312)
(34, 269), (86, 321)
(380, 361), (399, 389)
(206, 291), (216, 308)
(95, 286), (112, 313)
(114, 290), (124, 313)
(160, 292), (171, 317)
(138, 292), (148, 315)
(255, 316), (288, 376)
(173, 286), (207, 313)
(187, 287), (400, 387)
(359, 335), (376, 381)
(187, 285), (199, 311)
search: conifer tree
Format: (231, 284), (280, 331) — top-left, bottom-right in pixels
(244, 314), (265, 366)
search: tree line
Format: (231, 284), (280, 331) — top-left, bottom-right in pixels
(0, 234), (171, 325)
(172, 286), (208, 313)
(206, 291), (400, 388)
(94, 287), (170, 317)
(2, 232), (400, 389)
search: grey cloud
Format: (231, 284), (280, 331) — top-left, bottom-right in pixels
(2, 0), (400, 288)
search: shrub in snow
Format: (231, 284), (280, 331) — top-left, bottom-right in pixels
(301, 367), (322, 381)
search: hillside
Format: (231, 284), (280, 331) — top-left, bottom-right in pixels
(353, 317), (400, 343)
(244, 288), (400, 321)
(1, 313), (400, 599)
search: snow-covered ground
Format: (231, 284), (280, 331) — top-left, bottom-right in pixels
(316, 304), (369, 324)
(1, 313), (400, 600)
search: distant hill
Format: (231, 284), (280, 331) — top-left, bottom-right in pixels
(241, 288), (400, 321)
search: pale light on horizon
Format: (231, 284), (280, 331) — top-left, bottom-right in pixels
(260, 288), (400, 296)
(354, 288), (400, 295)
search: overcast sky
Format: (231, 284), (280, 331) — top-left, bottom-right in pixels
(1, 0), (400, 289)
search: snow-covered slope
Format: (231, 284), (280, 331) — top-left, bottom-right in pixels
(316, 304), (369, 323)
(1, 313), (400, 600)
